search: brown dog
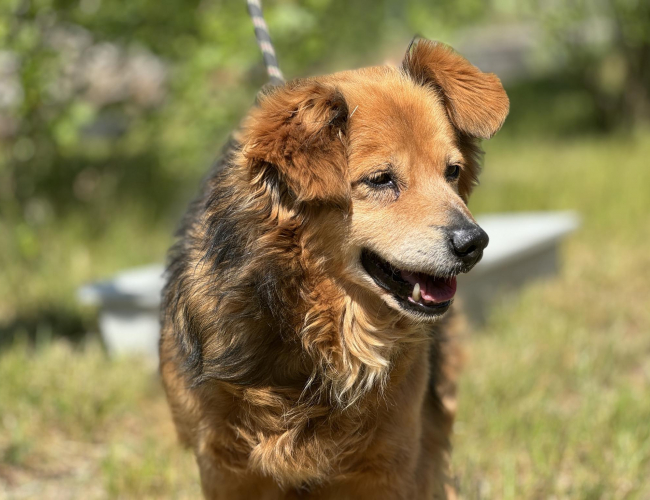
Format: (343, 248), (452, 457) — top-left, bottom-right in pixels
(160, 39), (508, 499)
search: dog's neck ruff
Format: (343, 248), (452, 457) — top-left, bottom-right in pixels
(170, 152), (429, 408)
(300, 284), (427, 406)
(242, 159), (429, 406)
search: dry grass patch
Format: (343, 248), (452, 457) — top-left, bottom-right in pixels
(0, 340), (200, 499)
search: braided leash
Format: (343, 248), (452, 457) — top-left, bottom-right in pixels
(246, 0), (285, 86)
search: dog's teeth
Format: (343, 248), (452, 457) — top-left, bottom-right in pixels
(412, 283), (421, 302)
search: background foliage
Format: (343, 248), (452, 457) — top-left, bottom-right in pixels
(1, 0), (648, 331)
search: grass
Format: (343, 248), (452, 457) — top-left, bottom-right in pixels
(0, 340), (201, 499)
(1, 130), (649, 498)
(454, 130), (650, 498)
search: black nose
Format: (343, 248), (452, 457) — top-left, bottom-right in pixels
(448, 224), (489, 266)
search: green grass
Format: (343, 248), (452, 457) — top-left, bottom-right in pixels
(0, 203), (174, 347)
(0, 339), (200, 498)
(1, 131), (649, 498)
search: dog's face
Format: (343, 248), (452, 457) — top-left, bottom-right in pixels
(342, 74), (492, 321)
(244, 40), (509, 322)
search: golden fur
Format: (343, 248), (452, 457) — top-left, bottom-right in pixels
(160, 40), (508, 499)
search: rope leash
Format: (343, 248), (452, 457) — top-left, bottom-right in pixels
(246, 0), (285, 86)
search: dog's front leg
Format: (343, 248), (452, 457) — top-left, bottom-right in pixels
(316, 471), (425, 500)
(197, 453), (286, 500)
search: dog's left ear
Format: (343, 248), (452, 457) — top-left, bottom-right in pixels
(243, 80), (349, 207)
(402, 39), (509, 139)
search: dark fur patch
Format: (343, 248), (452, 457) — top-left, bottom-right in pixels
(162, 140), (307, 388)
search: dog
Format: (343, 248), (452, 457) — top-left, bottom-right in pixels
(160, 39), (508, 499)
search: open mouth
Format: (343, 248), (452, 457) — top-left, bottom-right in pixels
(360, 249), (457, 317)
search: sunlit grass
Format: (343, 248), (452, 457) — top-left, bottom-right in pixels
(0, 339), (200, 498)
(453, 129), (650, 499)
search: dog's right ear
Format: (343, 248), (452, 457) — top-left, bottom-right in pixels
(242, 81), (350, 207)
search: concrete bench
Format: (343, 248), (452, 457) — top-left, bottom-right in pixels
(78, 211), (579, 359)
(457, 211), (579, 324)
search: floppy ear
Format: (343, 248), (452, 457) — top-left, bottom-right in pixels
(402, 39), (509, 139)
(242, 80), (349, 206)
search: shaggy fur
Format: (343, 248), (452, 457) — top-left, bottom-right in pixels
(160, 39), (508, 499)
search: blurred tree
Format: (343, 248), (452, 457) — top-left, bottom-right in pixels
(0, 0), (394, 225)
(530, 0), (650, 129)
(1, 0), (648, 232)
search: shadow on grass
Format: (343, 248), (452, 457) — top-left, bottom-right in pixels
(0, 307), (99, 352)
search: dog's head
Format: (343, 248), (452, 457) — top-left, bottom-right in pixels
(243, 39), (508, 322)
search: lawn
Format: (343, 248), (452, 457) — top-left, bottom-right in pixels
(1, 131), (649, 498)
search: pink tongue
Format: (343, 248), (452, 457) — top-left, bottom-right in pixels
(401, 271), (457, 303)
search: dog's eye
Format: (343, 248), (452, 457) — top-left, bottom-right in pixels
(445, 164), (461, 181)
(365, 172), (395, 188)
